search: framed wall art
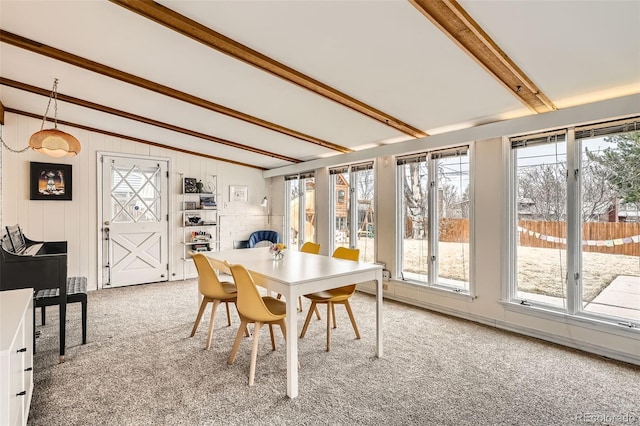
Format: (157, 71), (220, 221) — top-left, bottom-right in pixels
(183, 177), (198, 193)
(30, 162), (72, 201)
(229, 185), (248, 202)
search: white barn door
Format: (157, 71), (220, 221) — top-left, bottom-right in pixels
(101, 155), (168, 287)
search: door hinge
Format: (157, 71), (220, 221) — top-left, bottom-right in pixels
(166, 214), (169, 221)
(166, 171), (169, 178)
(166, 264), (169, 270)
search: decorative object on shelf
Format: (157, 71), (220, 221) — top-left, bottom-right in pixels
(185, 214), (202, 226)
(184, 177), (198, 193)
(30, 161), (72, 201)
(190, 230), (211, 242)
(192, 243), (210, 252)
(205, 178), (216, 193)
(230, 184), (248, 202)
(184, 201), (197, 210)
(261, 196), (268, 207)
(200, 196), (216, 209)
(269, 243), (287, 260)
(196, 180), (204, 193)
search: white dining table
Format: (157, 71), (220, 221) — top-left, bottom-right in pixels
(207, 247), (384, 398)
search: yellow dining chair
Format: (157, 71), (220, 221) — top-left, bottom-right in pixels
(299, 242), (321, 317)
(189, 252), (240, 350)
(227, 263), (287, 386)
(208, 256), (234, 282)
(277, 241), (322, 313)
(300, 247), (360, 352)
(300, 241), (320, 254)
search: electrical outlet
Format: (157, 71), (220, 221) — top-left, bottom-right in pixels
(383, 283), (388, 291)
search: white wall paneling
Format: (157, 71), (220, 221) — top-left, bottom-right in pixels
(0, 113), (273, 288)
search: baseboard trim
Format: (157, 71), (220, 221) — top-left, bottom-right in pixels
(358, 288), (640, 367)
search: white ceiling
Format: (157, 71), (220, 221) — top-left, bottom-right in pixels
(1, 0), (639, 171)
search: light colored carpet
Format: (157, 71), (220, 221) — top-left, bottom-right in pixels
(29, 280), (639, 425)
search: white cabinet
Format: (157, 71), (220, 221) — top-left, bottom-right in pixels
(180, 174), (219, 278)
(0, 289), (34, 426)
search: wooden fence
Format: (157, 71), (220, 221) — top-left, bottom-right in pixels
(437, 218), (640, 257)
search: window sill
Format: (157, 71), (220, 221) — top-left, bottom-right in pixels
(402, 279), (475, 302)
(358, 279), (475, 303)
(502, 300), (640, 339)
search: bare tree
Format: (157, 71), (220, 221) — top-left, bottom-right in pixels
(402, 163), (428, 239)
(581, 155), (617, 221)
(518, 157), (619, 222)
(518, 163), (567, 221)
(356, 169), (374, 202)
(438, 183), (458, 217)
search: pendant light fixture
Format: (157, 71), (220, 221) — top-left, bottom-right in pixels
(28, 78), (81, 157)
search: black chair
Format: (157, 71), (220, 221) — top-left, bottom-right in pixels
(35, 276), (87, 345)
(233, 240), (250, 249)
(248, 230), (279, 248)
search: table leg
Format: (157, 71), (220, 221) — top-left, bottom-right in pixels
(375, 271), (383, 358)
(59, 272), (67, 363)
(59, 297), (66, 363)
(285, 289), (298, 398)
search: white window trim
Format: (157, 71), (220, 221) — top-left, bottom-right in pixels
(396, 143), (475, 296)
(504, 119), (640, 329)
(502, 301), (640, 338)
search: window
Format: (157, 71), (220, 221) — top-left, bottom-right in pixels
(511, 131), (568, 308)
(397, 146), (472, 293)
(329, 162), (375, 263)
(509, 118), (640, 326)
(284, 172), (316, 250)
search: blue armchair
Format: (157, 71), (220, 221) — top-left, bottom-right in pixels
(248, 230), (279, 248)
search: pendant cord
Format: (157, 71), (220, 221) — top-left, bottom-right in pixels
(1, 77), (71, 155)
(40, 78), (59, 130)
(0, 125), (30, 153)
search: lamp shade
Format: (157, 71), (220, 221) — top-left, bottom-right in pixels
(29, 129), (81, 157)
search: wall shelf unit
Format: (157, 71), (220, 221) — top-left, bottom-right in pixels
(180, 173), (219, 279)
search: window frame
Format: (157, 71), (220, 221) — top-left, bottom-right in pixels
(395, 144), (475, 296)
(505, 117), (640, 330)
(284, 171), (316, 250)
(328, 162), (375, 261)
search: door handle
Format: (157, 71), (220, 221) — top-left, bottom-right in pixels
(104, 227), (111, 286)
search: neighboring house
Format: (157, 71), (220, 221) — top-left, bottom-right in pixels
(610, 200), (640, 223)
(335, 174), (349, 232)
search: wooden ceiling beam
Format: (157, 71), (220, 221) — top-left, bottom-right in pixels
(410, 0), (556, 114)
(4, 107), (266, 170)
(0, 77), (300, 164)
(0, 30), (350, 153)
(109, 0), (427, 138)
